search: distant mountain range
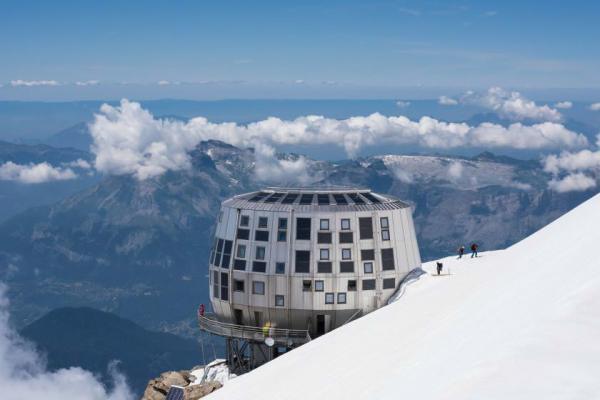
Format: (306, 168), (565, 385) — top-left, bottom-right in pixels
(20, 307), (207, 395)
(0, 140), (99, 221)
(0, 139), (595, 338)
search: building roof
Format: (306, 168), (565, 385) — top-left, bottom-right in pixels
(222, 187), (410, 212)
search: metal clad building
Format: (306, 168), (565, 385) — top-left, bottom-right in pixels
(208, 187), (421, 338)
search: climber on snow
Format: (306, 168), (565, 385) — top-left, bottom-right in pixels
(457, 245), (465, 259)
(471, 243), (479, 258)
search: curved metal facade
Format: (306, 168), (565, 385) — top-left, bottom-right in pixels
(208, 187), (421, 337)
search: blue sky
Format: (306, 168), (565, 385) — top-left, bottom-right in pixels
(1, 0), (600, 100)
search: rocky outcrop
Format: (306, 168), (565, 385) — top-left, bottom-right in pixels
(142, 370), (222, 400)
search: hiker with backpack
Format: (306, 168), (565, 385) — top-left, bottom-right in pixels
(457, 245), (465, 259)
(471, 243), (479, 258)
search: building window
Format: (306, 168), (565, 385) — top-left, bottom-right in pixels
(212, 270), (219, 298)
(302, 280), (312, 291)
(221, 272), (229, 301)
(258, 217), (268, 228)
(347, 280), (357, 291)
(255, 230), (269, 242)
(317, 261), (332, 273)
(315, 280), (324, 292)
(295, 250), (311, 273)
(278, 218), (288, 242)
(383, 278), (396, 290)
(275, 262), (285, 274)
(252, 281), (265, 295)
(381, 217), (390, 241)
(361, 249), (375, 261)
(340, 261), (354, 273)
(296, 218), (311, 240)
(342, 248), (352, 260)
(234, 279), (245, 292)
(382, 229), (390, 241)
(233, 259), (246, 271)
(319, 219), (330, 230)
(380, 217), (389, 228)
(277, 230), (287, 242)
(278, 218), (288, 230)
(362, 279), (376, 290)
(236, 244), (246, 259)
(341, 218), (351, 230)
(240, 215), (249, 227)
(255, 246), (266, 260)
(236, 228), (250, 240)
(381, 248), (395, 270)
(221, 240), (233, 268)
(359, 217), (374, 240)
(320, 248), (330, 260)
(338, 293), (347, 304)
(325, 292), (334, 304)
(275, 295), (285, 307)
(317, 232), (332, 244)
(363, 262), (374, 274)
(214, 238), (224, 266)
(339, 231), (353, 243)
(252, 261), (267, 273)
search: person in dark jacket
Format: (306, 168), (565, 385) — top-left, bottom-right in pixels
(471, 243), (479, 258)
(457, 245), (465, 259)
(436, 262), (443, 275)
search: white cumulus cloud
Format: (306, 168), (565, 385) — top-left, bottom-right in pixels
(75, 80), (99, 86)
(88, 100), (588, 180)
(0, 162), (77, 183)
(438, 96), (458, 105)
(544, 149), (600, 175)
(548, 173), (597, 193)
(554, 101), (573, 109)
(589, 103), (600, 111)
(461, 87), (562, 122)
(10, 80), (60, 87)
(0, 283), (134, 400)
(447, 161), (464, 181)
(62, 159), (92, 169)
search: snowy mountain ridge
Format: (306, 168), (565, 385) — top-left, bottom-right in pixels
(208, 193), (600, 399)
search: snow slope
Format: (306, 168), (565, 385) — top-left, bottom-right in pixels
(209, 193), (600, 400)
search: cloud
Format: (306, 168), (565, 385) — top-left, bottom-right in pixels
(484, 11), (498, 17)
(544, 149), (600, 175)
(62, 159), (92, 169)
(10, 80), (60, 87)
(447, 161), (464, 181)
(157, 80), (171, 86)
(554, 101), (573, 109)
(589, 103), (600, 111)
(89, 100), (588, 180)
(75, 80), (99, 86)
(252, 143), (312, 184)
(438, 96), (458, 105)
(396, 101), (411, 108)
(548, 173), (596, 192)
(0, 283), (134, 400)
(461, 87), (562, 122)
(0, 162), (77, 183)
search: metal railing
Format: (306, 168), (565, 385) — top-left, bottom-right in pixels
(198, 313), (311, 345)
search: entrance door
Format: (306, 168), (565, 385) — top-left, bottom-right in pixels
(316, 314), (326, 337)
(254, 311), (262, 327)
(234, 309), (244, 325)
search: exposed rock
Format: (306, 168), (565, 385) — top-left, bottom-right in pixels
(142, 370), (196, 400)
(184, 381), (223, 399)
